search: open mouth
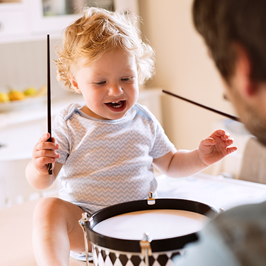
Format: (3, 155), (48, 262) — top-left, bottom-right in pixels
(106, 101), (125, 108)
(105, 100), (126, 112)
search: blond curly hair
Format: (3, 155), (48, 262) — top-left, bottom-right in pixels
(55, 7), (155, 91)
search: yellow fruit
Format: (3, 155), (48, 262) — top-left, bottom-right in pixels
(0, 92), (10, 103)
(8, 90), (25, 101)
(24, 87), (37, 97)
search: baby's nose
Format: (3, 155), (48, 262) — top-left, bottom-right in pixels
(108, 84), (123, 96)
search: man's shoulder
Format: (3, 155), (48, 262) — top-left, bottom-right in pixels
(211, 201), (266, 235)
(216, 200), (266, 222)
(207, 201), (266, 264)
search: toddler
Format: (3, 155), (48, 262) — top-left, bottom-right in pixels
(26, 7), (237, 266)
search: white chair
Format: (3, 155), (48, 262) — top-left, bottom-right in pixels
(238, 137), (266, 184)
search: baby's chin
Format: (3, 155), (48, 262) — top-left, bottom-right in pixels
(88, 110), (126, 120)
(103, 112), (128, 120)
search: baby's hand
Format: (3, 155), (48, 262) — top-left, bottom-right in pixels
(32, 133), (60, 175)
(198, 129), (237, 166)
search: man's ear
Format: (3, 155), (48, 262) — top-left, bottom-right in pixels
(68, 74), (81, 94)
(233, 43), (258, 97)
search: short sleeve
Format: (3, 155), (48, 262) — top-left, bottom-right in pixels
(149, 114), (175, 159)
(52, 114), (70, 165)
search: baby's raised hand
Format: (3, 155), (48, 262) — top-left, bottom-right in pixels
(32, 133), (60, 174)
(198, 129), (237, 166)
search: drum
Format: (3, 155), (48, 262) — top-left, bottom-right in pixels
(79, 197), (218, 266)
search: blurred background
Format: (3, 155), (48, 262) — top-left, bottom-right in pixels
(0, 0), (250, 209)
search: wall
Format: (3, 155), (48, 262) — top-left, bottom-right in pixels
(0, 38), (66, 98)
(139, 0), (236, 174)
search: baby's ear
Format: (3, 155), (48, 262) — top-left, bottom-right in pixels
(68, 73), (81, 94)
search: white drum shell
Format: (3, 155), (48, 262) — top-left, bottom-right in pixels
(92, 244), (183, 266)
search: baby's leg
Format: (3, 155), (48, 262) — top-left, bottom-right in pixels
(32, 197), (90, 266)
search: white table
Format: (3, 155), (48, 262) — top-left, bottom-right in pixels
(157, 173), (266, 210)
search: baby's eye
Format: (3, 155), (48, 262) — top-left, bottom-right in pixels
(121, 77), (133, 82)
(94, 81), (106, 85)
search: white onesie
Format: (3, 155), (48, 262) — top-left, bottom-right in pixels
(53, 102), (175, 214)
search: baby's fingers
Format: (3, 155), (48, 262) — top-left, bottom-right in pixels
(34, 157), (55, 174)
(35, 149), (59, 160)
(226, 145), (238, 154)
(35, 155), (56, 166)
(224, 137), (238, 153)
(38, 133), (51, 144)
(221, 132), (231, 141)
(211, 129), (232, 140)
(36, 138), (58, 152)
(224, 138), (234, 146)
(33, 149), (59, 174)
(201, 137), (216, 146)
(32, 133), (59, 172)
(210, 129), (225, 137)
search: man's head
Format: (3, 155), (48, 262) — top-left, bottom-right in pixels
(192, 0), (266, 146)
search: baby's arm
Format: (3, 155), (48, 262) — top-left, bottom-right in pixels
(153, 149), (208, 178)
(26, 133), (62, 190)
(153, 129), (237, 178)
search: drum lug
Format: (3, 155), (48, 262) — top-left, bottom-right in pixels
(147, 192), (155, 205)
(140, 233), (152, 266)
(79, 212), (90, 266)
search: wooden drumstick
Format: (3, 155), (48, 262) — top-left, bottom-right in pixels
(47, 34), (52, 175)
(162, 90), (240, 122)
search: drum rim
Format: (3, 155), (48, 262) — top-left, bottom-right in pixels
(86, 198), (217, 253)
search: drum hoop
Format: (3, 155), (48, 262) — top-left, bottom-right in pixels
(87, 198), (217, 253)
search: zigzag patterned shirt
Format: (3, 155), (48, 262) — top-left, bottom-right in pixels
(53, 102), (175, 214)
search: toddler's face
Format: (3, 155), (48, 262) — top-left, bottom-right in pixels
(71, 49), (139, 120)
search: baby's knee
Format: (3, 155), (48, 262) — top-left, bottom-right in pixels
(33, 197), (66, 224)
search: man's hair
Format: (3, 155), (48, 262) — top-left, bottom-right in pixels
(192, 0), (266, 84)
(55, 7), (155, 90)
